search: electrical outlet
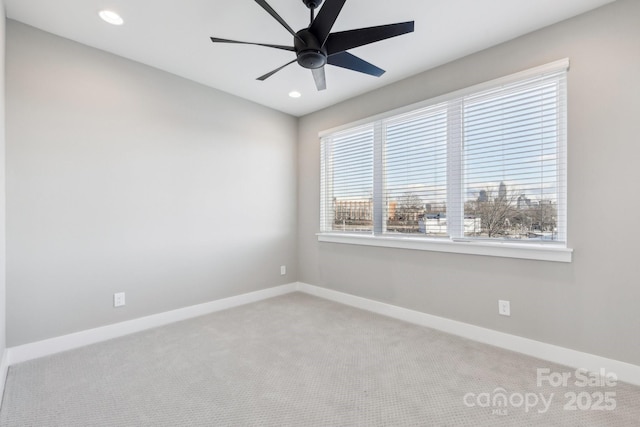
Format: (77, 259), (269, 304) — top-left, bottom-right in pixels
(498, 300), (510, 316)
(114, 292), (126, 307)
(280, 265), (286, 275)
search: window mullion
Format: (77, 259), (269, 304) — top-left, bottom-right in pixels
(373, 121), (385, 235)
(447, 99), (464, 239)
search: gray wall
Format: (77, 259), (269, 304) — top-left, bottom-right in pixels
(298, 0), (640, 366)
(5, 21), (298, 346)
(0, 0), (6, 356)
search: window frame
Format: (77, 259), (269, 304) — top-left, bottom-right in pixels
(318, 59), (573, 263)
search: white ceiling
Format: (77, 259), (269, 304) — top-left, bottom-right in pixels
(4, 0), (615, 116)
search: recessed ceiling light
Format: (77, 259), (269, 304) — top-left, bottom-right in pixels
(289, 91), (302, 98)
(99, 10), (124, 26)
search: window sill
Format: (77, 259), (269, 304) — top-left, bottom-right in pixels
(317, 233), (573, 263)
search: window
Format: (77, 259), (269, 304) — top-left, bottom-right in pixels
(384, 106), (448, 236)
(320, 124), (374, 233)
(319, 60), (571, 262)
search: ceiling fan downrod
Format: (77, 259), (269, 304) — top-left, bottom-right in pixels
(303, 0), (323, 24)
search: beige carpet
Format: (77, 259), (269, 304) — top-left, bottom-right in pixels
(1, 292), (639, 426)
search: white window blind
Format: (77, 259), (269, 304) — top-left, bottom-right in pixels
(383, 106), (448, 236)
(320, 60), (568, 248)
(462, 69), (566, 241)
(321, 125), (374, 233)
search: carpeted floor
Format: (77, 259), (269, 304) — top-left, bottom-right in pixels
(1, 292), (639, 426)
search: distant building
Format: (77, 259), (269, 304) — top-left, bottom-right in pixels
(498, 181), (507, 200)
(334, 198), (373, 222)
(418, 215), (481, 235)
(517, 194), (532, 209)
(388, 200), (397, 220)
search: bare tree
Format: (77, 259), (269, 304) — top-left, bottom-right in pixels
(388, 192), (425, 233)
(531, 200), (557, 233)
(466, 182), (559, 239)
(395, 192), (424, 221)
(467, 185), (518, 238)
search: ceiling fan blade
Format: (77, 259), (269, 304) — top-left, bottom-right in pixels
(255, 0), (306, 45)
(312, 67), (327, 91)
(309, 0), (346, 47)
(325, 21), (415, 55)
(257, 59), (297, 81)
(210, 37), (295, 52)
(327, 51), (385, 77)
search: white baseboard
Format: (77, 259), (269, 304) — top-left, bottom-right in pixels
(0, 349), (9, 403)
(7, 283), (297, 365)
(295, 282), (640, 386)
(5, 281), (639, 388)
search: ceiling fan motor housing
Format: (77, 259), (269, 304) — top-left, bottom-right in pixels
(295, 29), (327, 69)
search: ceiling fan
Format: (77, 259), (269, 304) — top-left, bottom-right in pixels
(210, 0), (415, 91)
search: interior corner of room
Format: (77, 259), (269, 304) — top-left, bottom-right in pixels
(1, 0), (640, 423)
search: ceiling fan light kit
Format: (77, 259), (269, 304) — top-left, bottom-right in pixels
(210, 0), (415, 91)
